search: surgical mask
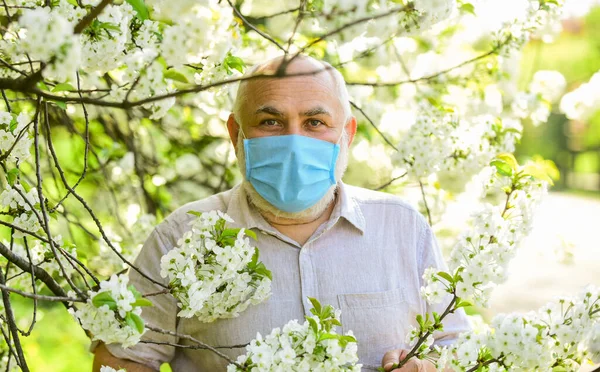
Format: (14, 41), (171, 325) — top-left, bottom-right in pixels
(242, 132), (341, 213)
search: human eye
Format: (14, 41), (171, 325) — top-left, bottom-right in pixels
(306, 119), (325, 129)
(259, 119), (281, 127)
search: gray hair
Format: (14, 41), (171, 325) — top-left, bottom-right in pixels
(232, 55), (352, 127)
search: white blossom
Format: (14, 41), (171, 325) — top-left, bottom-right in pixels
(72, 275), (149, 348)
(160, 210), (271, 322)
(560, 70), (600, 121)
(228, 302), (361, 372)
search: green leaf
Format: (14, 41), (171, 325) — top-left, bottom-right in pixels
(128, 285), (142, 298)
(244, 229), (257, 241)
(9, 118), (18, 133)
(92, 292), (117, 310)
(164, 70), (189, 83)
(455, 300), (473, 309)
(223, 55), (245, 75)
(460, 3), (476, 15)
(37, 81), (50, 91)
(7, 168), (19, 186)
(125, 0), (149, 20)
(125, 312), (145, 334)
(503, 127), (522, 135)
(436, 271), (454, 284)
(20, 179), (31, 193)
(159, 363), (173, 372)
(98, 22), (122, 32)
(306, 316), (319, 334)
(187, 210), (203, 217)
(132, 297), (153, 307)
(490, 159), (512, 177)
(51, 100), (67, 110)
(51, 83), (75, 92)
(249, 247), (259, 267)
(426, 96), (441, 108)
(221, 228), (241, 238)
(338, 334), (357, 348)
(496, 153), (519, 172)
(318, 333), (340, 342)
(308, 297), (322, 315)
(253, 263), (272, 280)
(321, 305), (335, 320)
(523, 160), (556, 185)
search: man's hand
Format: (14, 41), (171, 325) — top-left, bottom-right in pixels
(93, 342), (156, 372)
(381, 349), (437, 372)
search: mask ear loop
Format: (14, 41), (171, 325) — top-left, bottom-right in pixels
(239, 125), (247, 139)
(336, 127), (346, 145)
(329, 128), (344, 183)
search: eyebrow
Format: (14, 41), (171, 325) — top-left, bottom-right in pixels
(255, 106), (284, 117)
(254, 105), (332, 118)
(303, 107), (332, 117)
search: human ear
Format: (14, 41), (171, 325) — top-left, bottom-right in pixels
(227, 113), (241, 153)
(344, 116), (357, 147)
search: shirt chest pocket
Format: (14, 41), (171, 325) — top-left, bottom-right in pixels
(337, 288), (411, 367)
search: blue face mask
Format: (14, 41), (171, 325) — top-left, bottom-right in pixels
(243, 134), (341, 213)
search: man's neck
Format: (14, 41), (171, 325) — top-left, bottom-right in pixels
(259, 196), (337, 246)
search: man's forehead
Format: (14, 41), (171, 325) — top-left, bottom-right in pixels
(244, 79), (340, 117)
(246, 57), (337, 93)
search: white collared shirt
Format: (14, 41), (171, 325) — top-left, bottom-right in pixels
(105, 183), (471, 371)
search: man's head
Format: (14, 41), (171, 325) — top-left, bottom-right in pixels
(227, 55), (357, 220)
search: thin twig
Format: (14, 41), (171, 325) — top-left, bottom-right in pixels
(0, 241), (72, 305)
(21, 237), (37, 336)
(0, 269), (29, 372)
(73, 0), (113, 34)
(349, 101), (399, 152)
(145, 325), (244, 369)
(346, 36), (512, 87)
(227, 0), (286, 53)
(35, 100), (83, 297)
(285, 0), (306, 52)
(0, 283), (84, 303)
(375, 172), (408, 191)
(419, 180), (432, 226)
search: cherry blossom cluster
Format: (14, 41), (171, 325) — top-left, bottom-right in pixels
(0, 110), (33, 165)
(422, 155), (549, 308)
(228, 298), (361, 372)
(71, 274), (152, 348)
(560, 70), (600, 122)
(394, 105), (520, 181)
(0, 184), (41, 239)
(445, 285), (600, 371)
(100, 367), (126, 372)
(512, 70), (567, 126)
(0, 235), (81, 292)
(1, 0), (242, 119)
(159, 210), (272, 322)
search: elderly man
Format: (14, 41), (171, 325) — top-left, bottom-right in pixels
(93, 55), (470, 372)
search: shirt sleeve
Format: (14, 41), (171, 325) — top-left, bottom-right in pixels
(417, 217), (472, 347)
(102, 225), (179, 370)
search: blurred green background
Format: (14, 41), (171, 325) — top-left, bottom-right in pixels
(516, 6), (600, 195)
(16, 7), (600, 372)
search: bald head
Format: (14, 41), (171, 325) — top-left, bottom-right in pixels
(232, 55), (352, 128)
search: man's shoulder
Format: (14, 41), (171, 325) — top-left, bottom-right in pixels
(345, 184), (417, 211)
(343, 184), (428, 227)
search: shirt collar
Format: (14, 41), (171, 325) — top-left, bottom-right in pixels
(335, 182), (366, 234)
(225, 182), (366, 236)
